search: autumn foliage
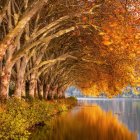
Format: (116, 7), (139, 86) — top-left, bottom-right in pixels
(75, 0), (140, 96)
(0, 0), (139, 99)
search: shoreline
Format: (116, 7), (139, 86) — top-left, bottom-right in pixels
(0, 97), (77, 140)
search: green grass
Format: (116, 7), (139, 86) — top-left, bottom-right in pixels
(0, 97), (77, 140)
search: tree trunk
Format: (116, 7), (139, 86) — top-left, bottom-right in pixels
(52, 86), (58, 99)
(38, 80), (43, 99)
(14, 72), (25, 99)
(48, 86), (54, 100)
(0, 66), (12, 99)
(58, 89), (63, 98)
(29, 73), (37, 98)
(14, 57), (27, 98)
(62, 88), (66, 98)
(0, 61), (2, 93)
(0, 44), (15, 100)
(44, 84), (50, 100)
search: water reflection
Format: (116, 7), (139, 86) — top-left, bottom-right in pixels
(31, 105), (137, 140)
(79, 99), (140, 139)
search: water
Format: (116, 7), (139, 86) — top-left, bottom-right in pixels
(78, 98), (140, 140)
(31, 98), (140, 140)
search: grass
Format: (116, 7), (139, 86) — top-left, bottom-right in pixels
(0, 97), (77, 140)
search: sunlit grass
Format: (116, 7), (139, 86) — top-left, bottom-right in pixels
(0, 97), (77, 140)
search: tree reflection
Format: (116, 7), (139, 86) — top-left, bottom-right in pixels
(31, 105), (137, 140)
(50, 106), (137, 140)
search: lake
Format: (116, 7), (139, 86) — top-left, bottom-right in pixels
(30, 98), (140, 140)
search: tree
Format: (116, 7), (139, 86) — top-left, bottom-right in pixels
(0, 0), (95, 99)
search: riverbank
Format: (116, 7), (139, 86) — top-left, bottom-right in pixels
(0, 97), (77, 140)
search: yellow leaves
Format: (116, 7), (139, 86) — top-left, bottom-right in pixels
(133, 87), (140, 95)
(135, 33), (140, 40)
(102, 34), (114, 46)
(99, 32), (106, 36)
(129, 53), (136, 59)
(109, 22), (118, 27)
(83, 84), (100, 96)
(102, 40), (113, 46)
(109, 47), (114, 51)
(108, 95), (112, 98)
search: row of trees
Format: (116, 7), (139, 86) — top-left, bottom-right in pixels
(0, 0), (139, 100)
(0, 0), (96, 100)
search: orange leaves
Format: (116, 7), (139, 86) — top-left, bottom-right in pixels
(102, 40), (113, 46)
(109, 22), (118, 27)
(69, 0), (140, 97)
(102, 34), (113, 46)
(82, 16), (88, 23)
(135, 33), (140, 40)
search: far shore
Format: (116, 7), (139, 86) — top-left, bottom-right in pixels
(77, 97), (140, 101)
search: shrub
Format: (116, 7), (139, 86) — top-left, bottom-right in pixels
(0, 98), (77, 140)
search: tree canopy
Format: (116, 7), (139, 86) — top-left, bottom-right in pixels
(0, 0), (139, 99)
